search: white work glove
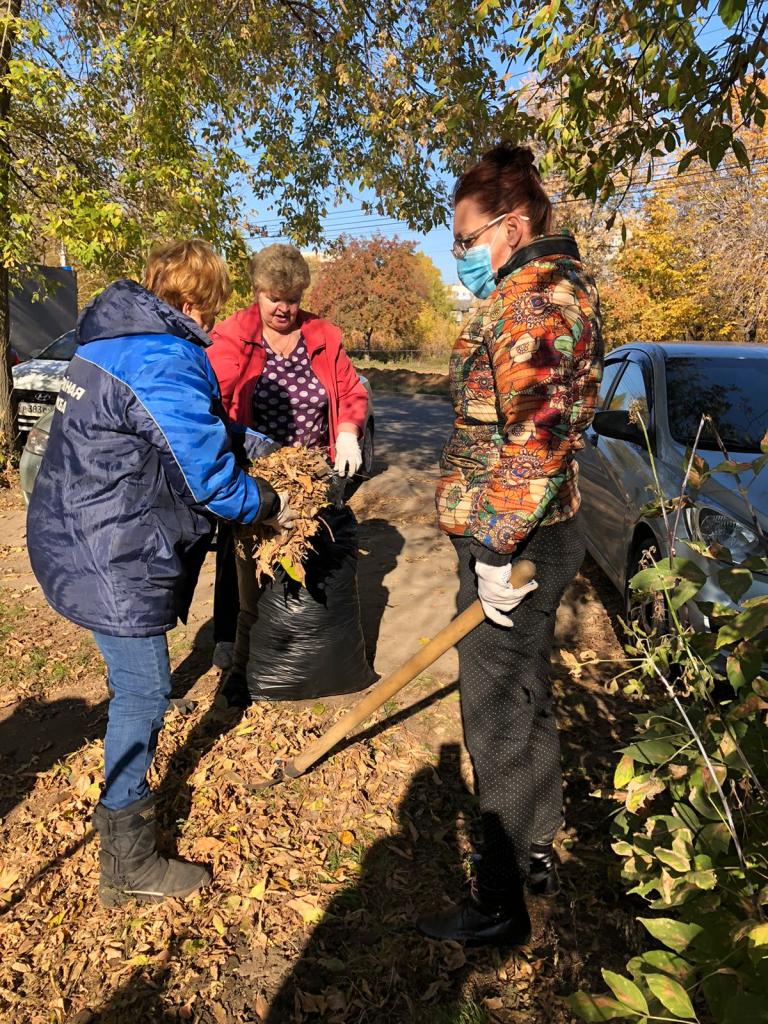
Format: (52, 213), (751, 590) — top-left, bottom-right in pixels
(475, 561), (538, 628)
(333, 431), (362, 477)
(261, 490), (297, 531)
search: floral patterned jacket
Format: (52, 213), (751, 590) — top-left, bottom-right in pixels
(436, 235), (603, 564)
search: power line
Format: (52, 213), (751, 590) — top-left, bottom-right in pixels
(248, 152), (768, 244)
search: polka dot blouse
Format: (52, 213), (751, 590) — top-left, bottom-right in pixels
(250, 336), (329, 450)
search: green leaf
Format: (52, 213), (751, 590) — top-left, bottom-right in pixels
(687, 868), (717, 889)
(716, 598), (768, 648)
(654, 847), (690, 872)
(611, 840), (635, 857)
(621, 739), (677, 766)
(669, 578), (705, 611)
(632, 950), (692, 983)
(646, 973), (696, 1018)
(731, 138), (750, 169)
(566, 992), (637, 1021)
(614, 754), (635, 788)
(602, 971), (649, 1015)
(718, 566), (752, 604)
(639, 917), (703, 953)
(630, 558), (706, 598)
(279, 557), (302, 582)
(677, 149), (696, 174)
(726, 641), (763, 690)
(712, 459), (753, 475)
(626, 775), (665, 813)
(718, 0), (747, 29)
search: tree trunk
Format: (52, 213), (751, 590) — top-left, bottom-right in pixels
(363, 327), (372, 356)
(0, 1), (22, 460)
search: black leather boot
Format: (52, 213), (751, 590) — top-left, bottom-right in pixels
(528, 842), (560, 897)
(417, 883), (531, 947)
(93, 794), (211, 906)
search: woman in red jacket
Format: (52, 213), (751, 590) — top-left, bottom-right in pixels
(207, 244), (370, 683)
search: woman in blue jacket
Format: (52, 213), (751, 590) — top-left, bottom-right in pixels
(27, 240), (292, 906)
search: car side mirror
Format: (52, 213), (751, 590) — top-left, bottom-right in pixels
(592, 409), (647, 446)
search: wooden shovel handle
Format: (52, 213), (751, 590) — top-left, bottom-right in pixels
(284, 557), (536, 779)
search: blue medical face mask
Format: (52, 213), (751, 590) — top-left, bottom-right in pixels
(456, 243), (496, 299)
(455, 221), (505, 299)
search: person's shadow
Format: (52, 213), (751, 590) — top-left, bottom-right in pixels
(264, 742), (477, 1023)
(0, 694), (108, 820)
(355, 517), (405, 668)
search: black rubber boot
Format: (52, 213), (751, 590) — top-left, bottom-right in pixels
(92, 795), (211, 906)
(528, 842), (560, 897)
(417, 883), (531, 947)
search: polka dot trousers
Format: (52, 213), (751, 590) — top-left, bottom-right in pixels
(452, 516), (585, 890)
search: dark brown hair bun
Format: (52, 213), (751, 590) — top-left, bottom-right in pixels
(453, 142), (551, 234)
(487, 143), (538, 174)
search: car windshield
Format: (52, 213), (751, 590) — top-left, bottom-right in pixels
(666, 354), (768, 452)
(36, 330), (77, 360)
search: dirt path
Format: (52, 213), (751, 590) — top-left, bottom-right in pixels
(0, 397), (643, 1024)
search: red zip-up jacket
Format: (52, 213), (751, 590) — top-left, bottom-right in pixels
(207, 303), (369, 460)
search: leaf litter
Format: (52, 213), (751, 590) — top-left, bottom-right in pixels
(238, 446), (332, 584)
(0, 679), (592, 1023)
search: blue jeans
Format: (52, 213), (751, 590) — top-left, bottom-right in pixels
(93, 632), (172, 811)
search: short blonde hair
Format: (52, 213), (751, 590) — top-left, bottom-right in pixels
(249, 244), (310, 296)
(143, 239), (231, 322)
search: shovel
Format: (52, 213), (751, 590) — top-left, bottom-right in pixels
(252, 557), (536, 789)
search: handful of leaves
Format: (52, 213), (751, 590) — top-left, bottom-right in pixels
(238, 445), (332, 584)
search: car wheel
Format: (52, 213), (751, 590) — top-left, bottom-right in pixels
(624, 538), (669, 636)
(361, 420), (374, 477)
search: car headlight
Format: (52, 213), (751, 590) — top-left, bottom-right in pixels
(24, 425), (49, 457)
(686, 506), (763, 563)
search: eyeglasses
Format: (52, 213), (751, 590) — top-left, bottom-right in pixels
(451, 212), (529, 259)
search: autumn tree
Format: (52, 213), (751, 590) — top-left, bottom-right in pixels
(308, 236), (448, 354)
(601, 120), (768, 347)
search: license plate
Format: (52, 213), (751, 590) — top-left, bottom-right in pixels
(18, 402), (52, 419)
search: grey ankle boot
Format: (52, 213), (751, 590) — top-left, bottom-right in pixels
(92, 794), (211, 906)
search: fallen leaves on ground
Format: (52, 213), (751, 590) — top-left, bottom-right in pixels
(0, 680), (606, 1024)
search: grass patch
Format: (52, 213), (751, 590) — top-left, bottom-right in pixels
(355, 355), (449, 375)
(421, 1002), (491, 1024)
(0, 599), (100, 699)
(354, 362), (450, 397)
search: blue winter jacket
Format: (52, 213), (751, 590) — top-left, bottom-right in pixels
(27, 279), (278, 637)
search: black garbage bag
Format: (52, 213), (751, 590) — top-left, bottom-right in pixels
(240, 506), (376, 701)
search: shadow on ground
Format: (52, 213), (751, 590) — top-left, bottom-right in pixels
(356, 517), (406, 666)
(0, 695), (108, 819)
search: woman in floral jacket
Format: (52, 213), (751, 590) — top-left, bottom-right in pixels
(420, 144), (603, 947)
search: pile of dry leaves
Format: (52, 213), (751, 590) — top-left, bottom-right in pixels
(239, 447), (332, 584)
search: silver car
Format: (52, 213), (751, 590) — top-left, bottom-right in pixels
(12, 329), (77, 432)
(577, 342), (768, 630)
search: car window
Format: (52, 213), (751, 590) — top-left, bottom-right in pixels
(37, 330), (77, 360)
(598, 360), (625, 409)
(666, 355), (768, 452)
(607, 360), (650, 422)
